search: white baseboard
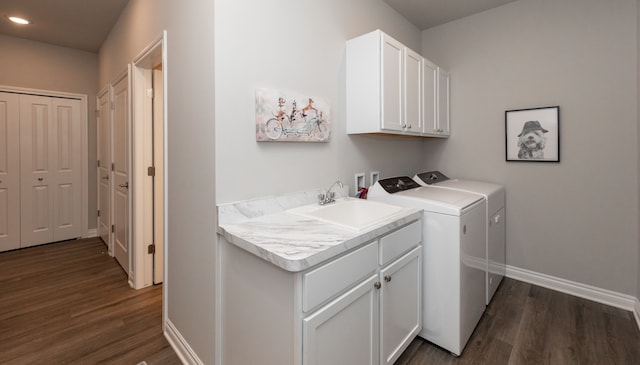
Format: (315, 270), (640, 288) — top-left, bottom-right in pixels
(634, 298), (640, 331)
(85, 228), (98, 238)
(165, 319), (203, 365)
(505, 264), (636, 311)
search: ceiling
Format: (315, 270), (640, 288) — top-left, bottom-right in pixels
(0, 0), (129, 53)
(384, 0), (516, 30)
(0, 0), (514, 53)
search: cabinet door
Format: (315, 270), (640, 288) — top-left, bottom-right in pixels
(303, 275), (379, 365)
(380, 35), (403, 132)
(422, 60), (437, 135)
(436, 67), (450, 136)
(380, 246), (422, 365)
(403, 48), (422, 132)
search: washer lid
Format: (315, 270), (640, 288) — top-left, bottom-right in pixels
(414, 171), (449, 185)
(395, 186), (484, 215)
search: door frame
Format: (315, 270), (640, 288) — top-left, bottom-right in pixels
(96, 86), (112, 250)
(131, 32), (168, 294)
(0, 85), (89, 239)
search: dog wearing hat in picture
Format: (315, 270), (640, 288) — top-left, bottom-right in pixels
(517, 120), (548, 159)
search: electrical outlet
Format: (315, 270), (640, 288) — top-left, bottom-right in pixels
(354, 173), (365, 196)
(370, 171), (380, 186)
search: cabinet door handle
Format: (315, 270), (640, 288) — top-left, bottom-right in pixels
(407, 124), (412, 129)
(374, 281), (381, 290)
(384, 275), (392, 283)
(38, 177), (43, 181)
(119, 182), (129, 189)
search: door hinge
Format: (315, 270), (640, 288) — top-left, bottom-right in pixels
(148, 244), (155, 254)
(97, 160), (101, 167)
(111, 163), (115, 171)
(147, 166), (156, 177)
(111, 224), (115, 233)
(146, 88), (154, 99)
(97, 210), (100, 217)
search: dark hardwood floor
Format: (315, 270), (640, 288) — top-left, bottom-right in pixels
(3, 238), (639, 365)
(0, 237), (181, 365)
(395, 277), (640, 365)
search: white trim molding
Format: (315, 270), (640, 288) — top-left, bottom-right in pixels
(634, 298), (640, 331)
(165, 319), (203, 365)
(85, 228), (98, 238)
(505, 265), (636, 311)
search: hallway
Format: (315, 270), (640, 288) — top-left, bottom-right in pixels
(0, 237), (180, 364)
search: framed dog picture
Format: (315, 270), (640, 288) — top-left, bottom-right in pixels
(505, 106), (560, 162)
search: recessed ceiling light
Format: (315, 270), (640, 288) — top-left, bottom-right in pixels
(8, 16), (30, 25)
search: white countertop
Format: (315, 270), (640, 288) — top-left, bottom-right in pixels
(217, 189), (422, 272)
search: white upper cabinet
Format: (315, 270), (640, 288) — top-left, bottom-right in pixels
(347, 29), (450, 138)
(436, 67), (450, 136)
(404, 48), (423, 132)
(381, 35), (404, 131)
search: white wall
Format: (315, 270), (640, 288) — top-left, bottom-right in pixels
(421, 0), (638, 295)
(99, 0), (216, 363)
(0, 35), (99, 230)
(215, 0), (424, 203)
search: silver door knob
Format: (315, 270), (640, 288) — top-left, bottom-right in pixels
(119, 182), (129, 189)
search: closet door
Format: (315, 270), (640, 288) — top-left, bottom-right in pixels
(0, 92), (20, 251)
(52, 98), (82, 241)
(20, 94), (55, 247)
(20, 94), (82, 247)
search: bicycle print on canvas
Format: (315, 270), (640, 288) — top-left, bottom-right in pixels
(256, 87), (331, 142)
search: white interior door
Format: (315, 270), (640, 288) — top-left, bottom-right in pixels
(20, 94), (54, 247)
(153, 67), (164, 284)
(0, 92), (20, 251)
(97, 88), (112, 248)
(112, 75), (130, 274)
(51, 98), (82, 241)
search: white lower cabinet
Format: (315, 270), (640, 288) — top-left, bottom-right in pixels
(303, 274), (380, 365)
(380, 247), (422, 365)
(220, 219), (422, 365)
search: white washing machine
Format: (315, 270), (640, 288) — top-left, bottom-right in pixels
(368, 176), (486, 356)
(413, 171), (506, 305)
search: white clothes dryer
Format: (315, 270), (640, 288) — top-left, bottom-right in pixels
(368, 176), (486, 356)
(414, 171), (506, 305)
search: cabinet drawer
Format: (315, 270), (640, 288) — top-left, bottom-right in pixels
(379, 220), (421, 265)
(303, 241), (378, 312)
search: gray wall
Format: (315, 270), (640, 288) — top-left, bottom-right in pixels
(421, 0), (638, 295)
(215, 0), (424, 203)
(99, 0), (216, 363)
(0, 35), (99, 231)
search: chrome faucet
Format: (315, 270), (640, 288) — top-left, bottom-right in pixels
(318, 180), (344, 205)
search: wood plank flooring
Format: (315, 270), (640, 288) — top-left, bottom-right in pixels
(395, 277), (640, 365)
(0, 237), (181, 365)
(3, 238), (639, 365)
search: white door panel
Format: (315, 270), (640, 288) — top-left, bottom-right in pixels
(153, 67), (164, 284)
(20, 95), (54, 247)
(97, 88), (111, 247)
(52, 98), (82, 241)
(112, 75), (130, 274)
(0, 92), (20, 251)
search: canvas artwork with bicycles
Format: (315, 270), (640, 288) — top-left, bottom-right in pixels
(255, 87), (331, 142)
